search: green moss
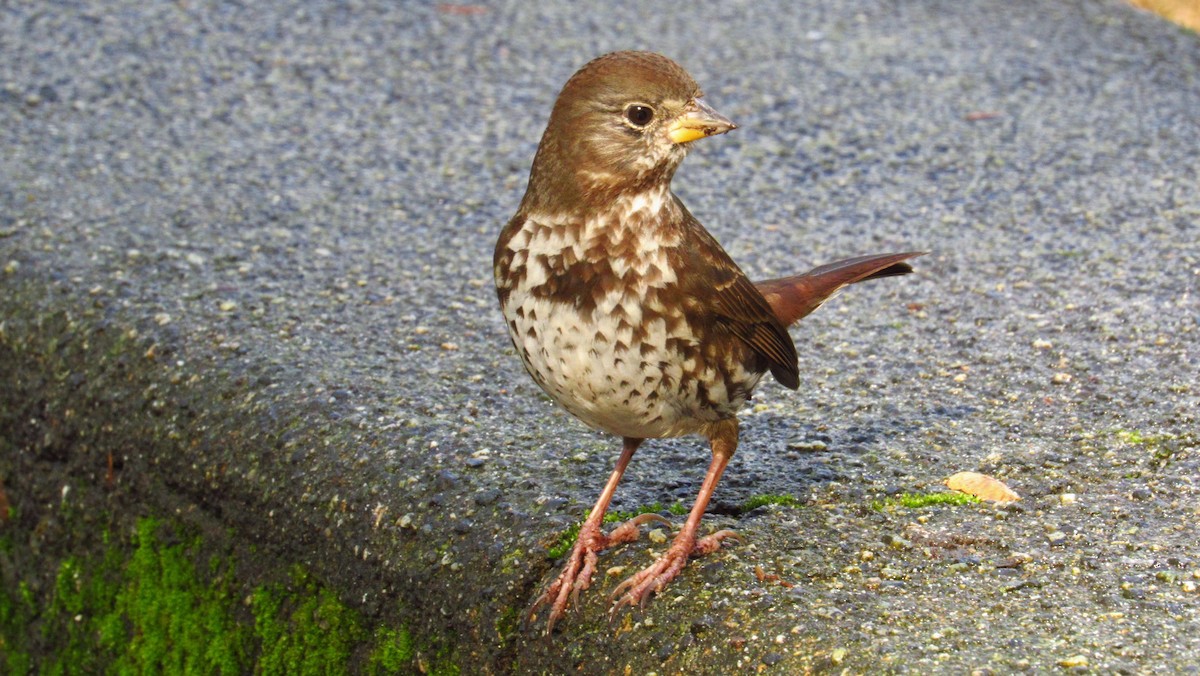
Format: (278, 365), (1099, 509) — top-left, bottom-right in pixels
(606, 500), (687, 522)
(1111, 429), (1195, 467)
(547, 522), (583, 560)
(741, 493), (802, 511)
(368, 626), (414, 674)
(1114, 429), (1175, 446)
(429, 645), (462, 676)
(494, 604), (520, 644)
(2, 517), (427, 674)
(871, 492), (979, 511)
(31, 519), (248, 674)
(109, 519), (247, 674)
(253, 566), (364, 675)
(42, 538), (125, 673)
(0, 576), (36, 674)
(498, 547), (525, 576)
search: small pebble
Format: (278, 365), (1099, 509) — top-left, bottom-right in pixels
(1058, 655), (1088, 668)
(655, 642), (675, 662)
(473, 488), (500, 505)
(1051, 372), (1072, 384)
(1059, 493), (1077, 505)
(648, 528), (668, 544)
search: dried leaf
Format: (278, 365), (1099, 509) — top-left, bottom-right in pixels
(945, 471), (1020, 502)
(964, 110), (1002, 121)
(436, 3), (489, 15)
(1128, 0), (1200, 33)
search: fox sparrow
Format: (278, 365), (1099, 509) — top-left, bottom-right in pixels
(494, 51), (920, 632)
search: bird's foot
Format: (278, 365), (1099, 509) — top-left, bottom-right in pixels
(610, 528), (740, 616)
(531, 512), (669, 633)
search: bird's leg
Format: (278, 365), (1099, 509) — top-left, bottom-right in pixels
(531, 437), (666, 633)
(611, 419), (741, 615)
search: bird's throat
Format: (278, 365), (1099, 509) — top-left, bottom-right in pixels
(585, 184), (682, 269)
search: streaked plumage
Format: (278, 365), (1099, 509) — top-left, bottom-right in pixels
(494, 51), (920, 632)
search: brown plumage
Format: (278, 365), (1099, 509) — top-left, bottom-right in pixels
(494, 51), (921, 633)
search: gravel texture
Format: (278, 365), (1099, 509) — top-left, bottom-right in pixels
(2, 0), (1198, 672)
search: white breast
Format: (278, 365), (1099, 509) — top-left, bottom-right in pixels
(498, 188), (759, 438)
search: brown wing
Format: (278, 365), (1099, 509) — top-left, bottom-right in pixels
(676, 199), (800, 390)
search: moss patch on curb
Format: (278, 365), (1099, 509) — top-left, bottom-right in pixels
(871, 492), (980, 511)
(1111, 428), (1196, 470)
(0, 545), (36, 675)
(741, 493), (803, 511)
(0, 517), (422, 674)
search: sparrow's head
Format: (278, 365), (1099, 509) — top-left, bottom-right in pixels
(523, 51), (736, 212)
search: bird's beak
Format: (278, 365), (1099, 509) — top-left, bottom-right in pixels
(667, 98), (737, 145)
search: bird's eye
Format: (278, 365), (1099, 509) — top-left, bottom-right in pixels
(623, 104), (655, 128)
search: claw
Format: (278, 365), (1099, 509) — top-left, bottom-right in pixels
(609, 527), (742, 619)
(693, 528), (740, 555)
(530, 510), (669, 633)
(607, 512), (671, 543)
(610, 570), (638, 601)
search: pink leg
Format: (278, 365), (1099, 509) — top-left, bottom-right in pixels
(530, 438), (668, 633)
(611, 419), (741, 615)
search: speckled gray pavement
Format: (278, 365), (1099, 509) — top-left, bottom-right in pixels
(3, 0), (1198, 672)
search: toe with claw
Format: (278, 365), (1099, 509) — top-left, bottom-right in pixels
(531, 512), (669, 633)
(610, 528), (740, 616)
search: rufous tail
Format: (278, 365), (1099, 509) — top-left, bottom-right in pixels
(755, 252), (924, 327)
